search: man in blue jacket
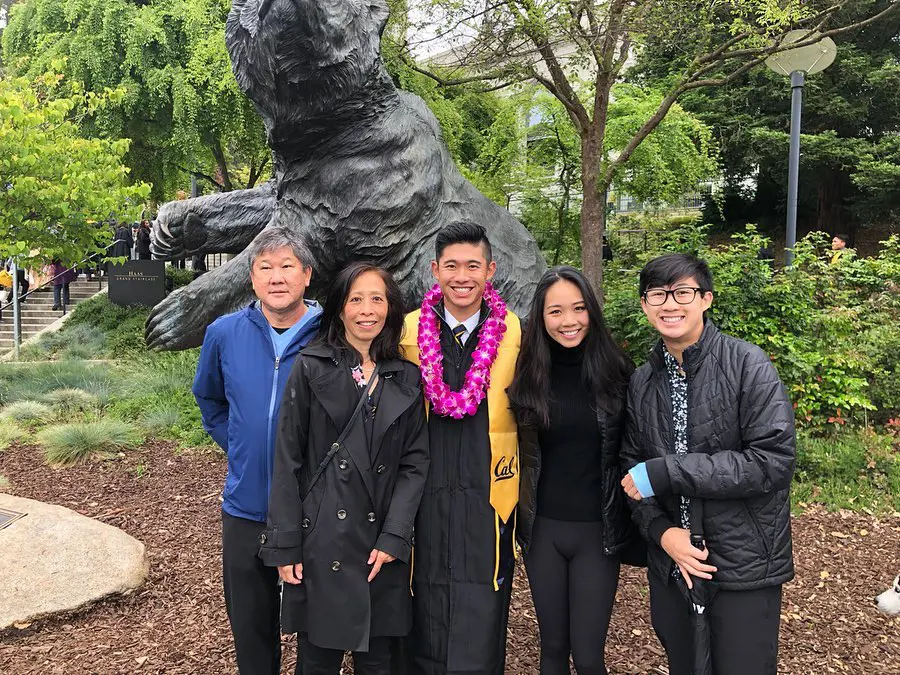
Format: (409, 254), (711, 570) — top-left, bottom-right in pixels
(193, 226), (322, 675)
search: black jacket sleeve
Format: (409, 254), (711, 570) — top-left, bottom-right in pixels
(646, 347), (796, 500)
(375, 379), (429, 563)
(620, 379), (676, 545)
(260, 357), (311, 567)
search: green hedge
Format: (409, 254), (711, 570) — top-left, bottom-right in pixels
(605, 223), (900, 430)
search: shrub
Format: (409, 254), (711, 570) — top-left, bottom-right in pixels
(0, 474), (10, 491)
(0, 400), (54, 424)
(0, 421), (26, 450)
(41, 388), (99, 414)
(166, 266), (197, 292)
(37, 419), (143, 466)
(793, 429), (900, 512)
(604, 226), (900, 430)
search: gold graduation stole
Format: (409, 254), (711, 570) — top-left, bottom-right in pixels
(401, 309), (521, 524)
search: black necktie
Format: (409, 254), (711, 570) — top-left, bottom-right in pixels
(452, 324), (466, 353)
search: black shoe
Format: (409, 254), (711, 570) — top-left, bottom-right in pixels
(51, 304), (60, 311)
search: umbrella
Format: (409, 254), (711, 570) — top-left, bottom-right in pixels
(676, 497), (717, 675)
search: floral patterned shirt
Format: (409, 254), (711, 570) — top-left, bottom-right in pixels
(663, 348), (691, 533)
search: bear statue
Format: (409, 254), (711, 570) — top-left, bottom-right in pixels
(145, 0), (546, 350)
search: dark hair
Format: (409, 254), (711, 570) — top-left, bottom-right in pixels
(508, 266), (634, 429)
(639, 253), (713, 296)
(315, 262), (405, 364)
(435, 222), (492, 262)
(833, 233), (850, 244)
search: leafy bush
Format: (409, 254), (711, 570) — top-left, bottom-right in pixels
(0, 400), (54, 424)
(793, 429), (899, 512)
(37, 419), (143, 466)
(604, 225), (900, 430)
(41, 388), (99, 414)
(166, 266), (197, 292)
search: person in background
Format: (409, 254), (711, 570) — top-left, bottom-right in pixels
(262, 262), (429, 675)
(112, 221), (134, 260)
(508, 266), (635, 675)
(136, 220), (153, 260)
(192, 225), (322, 675)
(830, 233), (852, 264)
(49, 260), (76, 311)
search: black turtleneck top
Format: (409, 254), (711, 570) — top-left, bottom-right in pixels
(535, 339), (605, 522)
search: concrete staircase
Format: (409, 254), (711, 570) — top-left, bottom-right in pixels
(0, 278), (108, 352)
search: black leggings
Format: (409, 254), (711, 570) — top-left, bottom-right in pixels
(523, 517), (620, 675)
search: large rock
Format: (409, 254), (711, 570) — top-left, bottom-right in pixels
(0, 493), (148, 630)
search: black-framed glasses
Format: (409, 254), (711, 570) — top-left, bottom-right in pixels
(642, 287), (706, 306)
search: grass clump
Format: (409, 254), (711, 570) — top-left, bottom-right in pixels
(0, 400), (54, 424)
(0, 421), (26, 450)
(0, 361), (118, 407)
(0, 474), (10, 491)
(37, 419), (143, 466)
(141, 405), (181, 436)
(41, 388), (99, 414)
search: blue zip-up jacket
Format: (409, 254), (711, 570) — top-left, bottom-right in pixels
(193, 300), (322, 522)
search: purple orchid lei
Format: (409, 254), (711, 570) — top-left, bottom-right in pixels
(417, 282), (507, 419)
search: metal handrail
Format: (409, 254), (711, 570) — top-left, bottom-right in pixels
(0, 240), (121, 316)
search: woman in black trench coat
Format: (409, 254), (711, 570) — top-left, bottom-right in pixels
(261, 262), (429, 675)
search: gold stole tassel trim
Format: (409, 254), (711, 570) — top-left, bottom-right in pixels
(492, 515), (501, 592)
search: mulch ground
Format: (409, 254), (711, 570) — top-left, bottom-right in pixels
(0, 441), (897, 674)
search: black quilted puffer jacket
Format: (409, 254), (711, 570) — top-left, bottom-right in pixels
(620, 321), (796, 590)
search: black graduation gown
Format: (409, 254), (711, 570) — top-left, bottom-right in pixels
(261, 345), (429, 652)
(409, 309), (515, 675)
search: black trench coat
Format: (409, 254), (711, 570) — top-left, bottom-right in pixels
(260, 344), (429, 653)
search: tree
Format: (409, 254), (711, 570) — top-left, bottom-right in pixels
(637, 0), (900, 237)
(0, 72), (151, 266)
(2, 0), (268, 200)
(521, 87), (716, 264)
(400, 0), (900, 293)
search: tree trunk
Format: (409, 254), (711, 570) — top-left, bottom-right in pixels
(210, 139), (234, 192)
(817, 167), (847, 236)
(580, 132), (605, 298)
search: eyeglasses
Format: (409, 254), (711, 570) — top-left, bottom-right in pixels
(642, 287), (706, 306)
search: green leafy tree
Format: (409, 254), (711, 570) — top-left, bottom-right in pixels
(0, 72), (151, 267)
(400, 0), (900, 295)
(2, 0), (268, 200)
(520, 86), (715, 264)
(637, 0), (900, 236)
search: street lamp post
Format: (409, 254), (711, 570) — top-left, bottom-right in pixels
(765, 31), (837, 265)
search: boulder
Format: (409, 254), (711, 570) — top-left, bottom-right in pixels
(0, 493), (148, 630)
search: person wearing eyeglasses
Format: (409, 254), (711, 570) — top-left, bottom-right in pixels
(619, 253), (796, 675)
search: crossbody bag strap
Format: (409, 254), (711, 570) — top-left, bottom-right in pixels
(303, 362), (381, 499)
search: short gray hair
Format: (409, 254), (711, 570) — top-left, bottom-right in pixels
(247, 226), (315, 271)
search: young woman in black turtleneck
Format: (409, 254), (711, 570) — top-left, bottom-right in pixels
(509, 266), (635, 675)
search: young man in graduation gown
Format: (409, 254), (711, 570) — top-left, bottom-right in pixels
(400, 222), (521, 675)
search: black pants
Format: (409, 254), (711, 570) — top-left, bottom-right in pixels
(523, 517), (620, 675)
(222, 511), (281, 675)
(298, 635), (391, 675)
(649, 572), (782, 675)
